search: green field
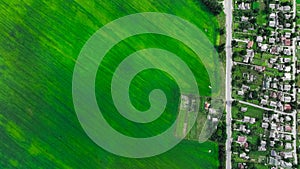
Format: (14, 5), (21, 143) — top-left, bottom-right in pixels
(0, 0), (221, 168)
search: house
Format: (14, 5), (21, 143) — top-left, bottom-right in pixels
(263, 115), (269, 122)
(283, 48), (292, 55)
(269, 157), (280, 166)
(238, 90), (244, 96)
(269, 57), (277, 64)
(204, 102), (210, 110)
(209, 108), (217, 114)
(271, 114), (279, 121)
(269, 131), (276, 139)
(285, 125), (292, 132)
(285, 135), (292, 141)
(256, 36), (263, 43)
(270, 141), (275, 147)
(270, 101), (277, 107)
(281, 161), (293, 168)
(270, 91), (277, 98)
(241, 16), (249, 22)
(263, 78), (271, 89)
(242, 85), (250, 90)
(261, 99), (268, 105)
(281, 152), (293, 159)
(237, 136), (246, 143)
(259, 140), (267, 151)
(237, 136), (248, 148)
(243, 49), (254, 63)
(284, 84), (291, 91)
(243, 116), (256, 124)
(271, 31), (276, 36)
(271, 123), (277, 130)
(283, 6), (291, 11)
(238, 2), (250, 10)
(274, 63), (284, 71)
(255, 66), (265, 72)
(250, 118), (256, 124)
(285, 116), (292, 122)
(243, 56), (250, 63)
(269, 38), (276, 44)
(285, 143), (292, 150)
(271, 82), (278, 89)
(283, 73), (291, 81)
(238, 2), (245, 10)
(241, 107), (248, 112)
(278, 102), (284, 111)
(283, 96), (292, 103)
(248, 74), (254, 82)
(269, 4), (276, 9)
(271, 150), (277, 157)
(212, 118), (218, 123)
(270, 46), (281, 54)
(238, 124), (246, 131)
(285, 23), (291, 28)
(238, 163), (246, 169)
(284, 66), (291, 72)
(239, 152), (249, 160)
(247, 41), (254, 48)
(285, 14), (292, 20)
(244, 3), (250, 9)
(270, 13), (276, 19)
(261, 44), (268, 51)
(284, 58), (291, 63)
(269, 21), (276, 27)
(285, 39), (291, 46)
(280, 116), (285, 123)
(243, 116), (250, 123)
(262, 122), (269, 129)
(284, 104), (292, 111)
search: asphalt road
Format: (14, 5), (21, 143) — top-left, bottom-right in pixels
(224, 0), (233, 168)
(291, 0), (298, 164)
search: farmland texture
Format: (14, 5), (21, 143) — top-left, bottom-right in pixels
(0, 0), (220, 168)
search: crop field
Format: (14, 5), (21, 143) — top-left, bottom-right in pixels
(0, 0), (221, 168)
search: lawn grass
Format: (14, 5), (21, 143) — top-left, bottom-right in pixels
(254, 164), (270, 169)
(243, 106), (264, 120)
(253, 2), (260, 9)
(253, 53), (275, 66)
(256, 0), (268, 25)
(232, 64), (264, 91)
(0, 0), (221, 168)
(232, 102), (265, 120)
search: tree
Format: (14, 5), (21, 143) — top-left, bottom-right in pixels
(249, 17), (257, 24)
(219, 28), (225, 35)
(240, 50), (247, 56)
(232, 40), (238, 47)
(216, 43), (225, 53)
(199, 0), (223, 15)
